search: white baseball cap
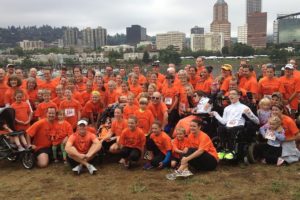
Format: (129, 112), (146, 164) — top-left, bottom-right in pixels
(285, 64), (294, 70)
(77, 120), (88, 126)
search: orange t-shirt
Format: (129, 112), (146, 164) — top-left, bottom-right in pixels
(106, 90), (119, 105)
(134, 109), (154, 134)
(172, 137), (190, 158)
(178, 84), (190, 114)
(67, 131), (97, 154)
(220, 76), (232, 92)
(39, 81), (57, 99)
(119, 127), (146, 151)
(72, 91), (84, 106)
(4, 87), (29, 105)
(258, 77), (280, 97)
(149, 131), (172, 155)
(172, 115), (198, 138)
(59, 99), (82, 129)
(157, 73), (166, 84)
(81, 91), (92, 105)
(26, 119), (56, 151)
(52, 120), (73, 145)
(26, 89), (38, 108)
(241, 76), (258, 95)
(123, 104), (139, 119)
(129, 84), (142, 97)
(187, 131), (218, 161)
(35, 101), (58, 118)
(11, 101), (31, 131)
(0, 81), (8, 106)
(161, 85), (179, 109)
(148, 102), (168, 124)
(195, 77), (213, 94)
(76, 82), (86, 93)
(282, 115), (299, 140)
(82, 100), (103, 119)
(279, 76), (300, 110)
(189, 76), (200, 89)
(52, 97), (65, 108)
(111, 119), (128, 137)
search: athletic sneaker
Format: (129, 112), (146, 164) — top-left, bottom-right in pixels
(224, 152), (234, 160)
(176, 170), (193, 177)
(143, 151), (153, 160)
(87, 164), (97, 175)
(218, 151), (226, 160)
(166, 173), (177, 180)
(72, 164), (83, 175)
(17, 146), (25, 152)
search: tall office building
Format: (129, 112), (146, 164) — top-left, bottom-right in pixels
(210, 0), (231, 47)
(237, 25), (248, 44)
(274, 13), (300, 44)
(156, 31), (186, 51)
(94, 27), (107, 49)
(191, 26), (204, 35)
(191, 33), (224, 52)
(247, 0), (262, 20)
(247, 12), (267, 48)
(126, 25), (147, 46)
(81, 27), (107, 50)
(63, 27), (79, 47)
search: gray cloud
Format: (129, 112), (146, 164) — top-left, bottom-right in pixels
(0, 0), (298, 37)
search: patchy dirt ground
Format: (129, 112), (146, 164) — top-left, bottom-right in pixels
(0, 157), (300, 200)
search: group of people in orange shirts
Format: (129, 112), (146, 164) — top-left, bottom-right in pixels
(0, 57), (299, 177)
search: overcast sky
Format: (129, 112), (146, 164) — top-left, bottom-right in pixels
(0, 0), (298, 37)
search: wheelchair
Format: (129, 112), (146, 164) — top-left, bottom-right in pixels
(212, 119), (259, 164)
(0, 131), (35, 169)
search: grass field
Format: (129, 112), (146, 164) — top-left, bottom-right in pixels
(0, 157), (299, 200)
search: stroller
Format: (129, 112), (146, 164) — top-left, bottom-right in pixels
(0, 131), (35, 169)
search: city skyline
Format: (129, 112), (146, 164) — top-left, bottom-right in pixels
(0, 0), (297, 37)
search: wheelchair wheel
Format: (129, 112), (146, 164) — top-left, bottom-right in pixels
(247, 143), (259, 164)
(21, 151), (35, 169)
(211, 136), (222, 151)
(7, 153), (19, 162)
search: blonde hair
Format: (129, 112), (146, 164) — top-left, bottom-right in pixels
(176, 127), (186, 135)
(259, 97), (271, 109)
(268, 116), (282, 128)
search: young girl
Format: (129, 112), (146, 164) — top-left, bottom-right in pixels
(134, 97), (154, 136)
(35, 89), (58, 120)
(82, 91), (104, 128)
(52, 110), (73, 163)
(10, 90), (31, 151)
(123, 92), (138, 120)
(257, 98), (272, 126)
(258, 116), (285, 165)
(170, 127), (190, 168)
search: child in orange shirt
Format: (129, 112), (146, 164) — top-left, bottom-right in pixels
(82, 91), (104, 128)
(134, 97), (154, 136)
(59, 89), (82, 130)
(171, 127), (189, 168)
(52, 110), (73, 163)
(10, 90), (31, 151)
(35, 89), (58, 120)
(123, 92), (139, 120)
(143, 121), (172, 170)
(11, 90), (33, 132)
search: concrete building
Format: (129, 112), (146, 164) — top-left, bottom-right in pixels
(63, 27), (79, 47)
(191, 26), (204, 35)
(210, 0), (231, 47)
(102, 45), (135, 52)
(123, 52), (159, 61)
(19, 40), (44, 51)
(191, 32), (224, 52)
(247, 0), (262, 20)
(156, 31), (186, 51)
(247, 12), (267, 48)
(237, 25), (248, 44)
(82, 27), (95, 49)
(94, 26), (107, 49)
(274, 13), (300, 44)
(126, 25), (147, 46)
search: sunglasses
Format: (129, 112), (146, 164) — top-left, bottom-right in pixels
(151, 96), (160, 100)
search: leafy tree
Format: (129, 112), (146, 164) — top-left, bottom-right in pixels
(142, 51), (150, 64)
(159, 46), (181, 65)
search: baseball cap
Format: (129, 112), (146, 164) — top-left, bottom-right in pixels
(221, 64), (232, 71)
(6, 64), (15, 68)
(284, 64), (294, 70)
(77, 119), (88, 126)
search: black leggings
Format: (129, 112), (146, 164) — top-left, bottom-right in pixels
(146, 138), (167, 167)
(120, 147), (141, 162)
(255, 143), (282, 164)
(185, 148), (218, 171)
(0, 108), (16, 131)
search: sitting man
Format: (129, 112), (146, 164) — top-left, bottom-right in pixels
(210, 89), (259, 160)
(65, 119), (101, 175)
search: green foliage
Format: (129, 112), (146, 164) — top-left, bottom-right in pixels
(231, 43), (255, 56)
(159, 45), (181, 65)
(107, 33), (126, 45)
(142, 51), (150, 64)
(11, 47), (24, 57)
(269, 48), (289, 63)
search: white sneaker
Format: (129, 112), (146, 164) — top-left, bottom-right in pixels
(87, 164), (97, 175)
(181, 170), (193, 177)
(17, 146), (25, 152)
(72, 164), (83, 175)
(166, 173), (177, 180)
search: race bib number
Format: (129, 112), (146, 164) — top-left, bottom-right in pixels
(227, 120), (238, 127)
(265, 130), (276, 141)
(65, 108), (75, 117)
(165, 97), (172, 105)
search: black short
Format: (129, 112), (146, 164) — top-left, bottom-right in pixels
(34, 147), (52, 159)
